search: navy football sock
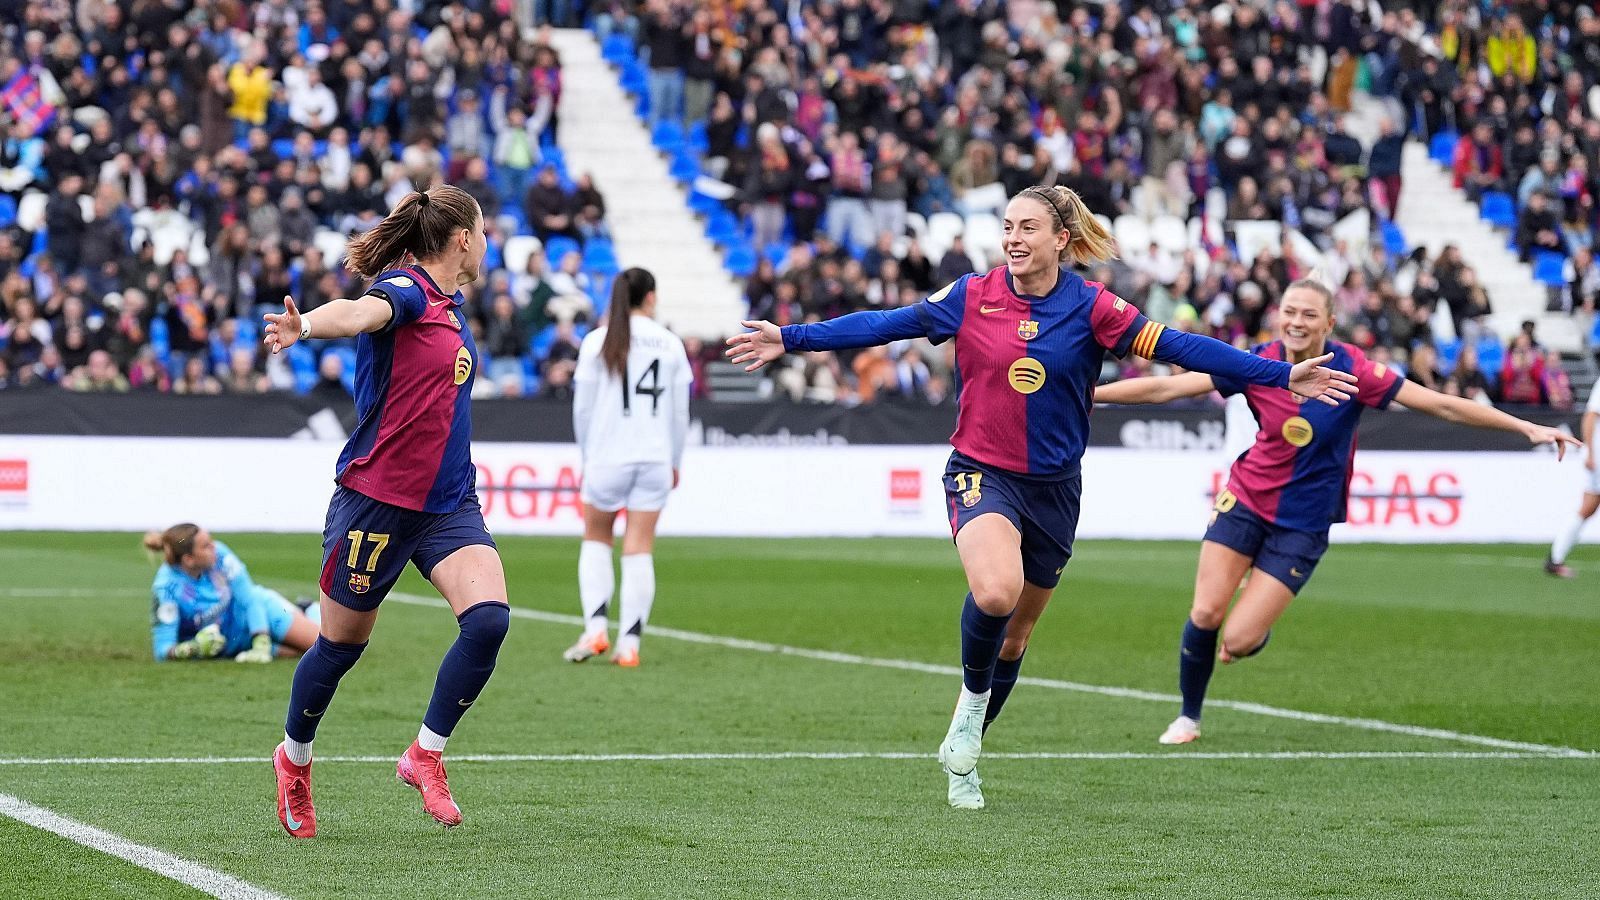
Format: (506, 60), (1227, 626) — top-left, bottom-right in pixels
(982, 650), (1026, 733)
(960, 593), (1012, 695)
(422, 602), (510, 739)
(1178, 619), (1218, 721)
(285, 636), (367, 743)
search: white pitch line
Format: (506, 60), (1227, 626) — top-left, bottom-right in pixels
(0, 792), (286, 900)
(384, 592), (1590, 758)
(0, 751), (1592, 767)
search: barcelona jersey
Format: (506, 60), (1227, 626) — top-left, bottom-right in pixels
(1214, 340), (1403, 531)
(336, 266), (479, 513)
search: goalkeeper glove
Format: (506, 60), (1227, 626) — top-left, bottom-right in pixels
(171, 623), (226, 660)
(234, 633), (274, 664)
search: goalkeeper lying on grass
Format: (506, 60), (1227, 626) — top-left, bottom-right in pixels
(145, 524), (320, 663)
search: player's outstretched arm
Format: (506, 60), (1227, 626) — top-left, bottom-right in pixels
(263, 294), (394, 353)
(1392, 380), (1583, 459)
(1094, 372), (1216, 405)
(727, 305), (932, 372)
(1139, 326), (1356, 406)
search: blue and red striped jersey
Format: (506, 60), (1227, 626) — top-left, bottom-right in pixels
(335, 266), (479, 513)
(1214, 340), (1403, 530)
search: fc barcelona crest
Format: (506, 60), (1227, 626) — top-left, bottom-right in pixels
(447, 310), (462, 330)
(1017, 319), (1039, 341)
(961, 488), (982, 508)
(349, 573), (372, 594)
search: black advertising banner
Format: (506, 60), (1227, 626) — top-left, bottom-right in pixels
(0, 392), (1577, 451)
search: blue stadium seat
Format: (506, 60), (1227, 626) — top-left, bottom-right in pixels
(652, 120), (685, 154)
(545, 235), (580, 265)
(30, 229), (47, 255)
(725, 243), (757, 277)
(1429, 131), (1459, 167)
(687, 120), (709, 154)
(232, 318), (258, 347)
(763, 242), (788, 269)
(529, 323), (558, 360)
(687, 190), (722, 217)
(668, 152), (699, 183)
(149, 318), (170, 356)
(1475, 336), (1504, 377)
(1436, 338), (1461, 374)
(589, 273), (612, 314)
(542, 147), (565, 172)
(1480, 192), (1517, 229)
(1533, 250), (1566, 286)
(271, 138), (294, 160)
(602, 34), (635, 65)
(705, 209), (741, 246)
(0, 195), (15, 228)
(1381, 220), (1408, 258)
(294, 369), (317, 394)
(582, 241), (618, 275)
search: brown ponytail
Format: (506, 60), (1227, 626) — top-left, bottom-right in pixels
(1017, 185), (1120, 266)
(144, 523), (199, 566)
(344, 185), (481, 278)
(601, 267), (656, 377)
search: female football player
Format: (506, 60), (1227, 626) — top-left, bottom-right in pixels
(145, 524), (319, 663)
(727, 185), (1358, 808)
(262, 185), (511, 836)
(1095, 278), (1579, 745)
(565, 267), (693, 668)
(1545, 383), (1600, 577)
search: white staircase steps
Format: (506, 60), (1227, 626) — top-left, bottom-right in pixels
(546, 29), (745, 340)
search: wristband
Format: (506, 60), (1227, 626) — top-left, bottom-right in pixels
(299, 318), (313, 341)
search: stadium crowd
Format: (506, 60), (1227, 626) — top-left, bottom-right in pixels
(0, 0), (1586, 411)
(617, 0), (1581, 410)
(0, 0), (610, 397)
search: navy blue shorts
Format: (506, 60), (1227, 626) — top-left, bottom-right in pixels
(319, 486), (497, 612)
(1203, 493), (1328, 596)
(943, 451), (1082, 589)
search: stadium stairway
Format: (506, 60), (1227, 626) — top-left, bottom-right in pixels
(546, 29), (744, 339)
(1397, 141), (1582, 352)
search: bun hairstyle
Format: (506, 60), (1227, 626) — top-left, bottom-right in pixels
(1014, 185), (1120, 265)
(143, 523), (200, 566)
(343, 184), (481, 278)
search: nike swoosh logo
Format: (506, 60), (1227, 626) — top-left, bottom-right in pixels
(457, 698), (475, 708)
(429, 298), (448, 307)
(283, 786), (302, 830)
(979, 305), (1006, 315)
(1290, 568), (1305, 578)
(303, 708), (325, 718)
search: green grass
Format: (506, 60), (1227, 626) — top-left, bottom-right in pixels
(1, 532), (1597, 899)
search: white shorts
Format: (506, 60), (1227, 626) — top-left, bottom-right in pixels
(1587, 462), (1600, 496)
(581, 462), (672, 512)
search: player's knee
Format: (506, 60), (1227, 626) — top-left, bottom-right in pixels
(1189, 604), (1226, 631)
(968, 576), (1021, 615)
(458, 601), (511, 651)
(1221, 624), (1267, 659)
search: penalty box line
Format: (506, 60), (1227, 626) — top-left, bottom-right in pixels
(382, 593), (1588, 758)
(0, 792), (286, 900)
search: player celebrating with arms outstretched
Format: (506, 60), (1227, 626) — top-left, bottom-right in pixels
(728, 185), (1358, 808)
(1095, 278), (1579, 746)
(565, 267), (692, 667)
(262, 185), (512, 836)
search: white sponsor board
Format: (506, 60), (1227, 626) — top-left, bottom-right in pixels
(0, 436), (1584, 542)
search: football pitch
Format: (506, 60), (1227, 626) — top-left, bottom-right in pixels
(2, 532), (1596, 899)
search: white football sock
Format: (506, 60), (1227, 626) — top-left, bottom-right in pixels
(958, 686), (991, 708)
(417, 724), (448, 753)
(578, 540), (615, 636)
(618, 553), (655, 653)
(282, 736), (312, 766)
(1552, 514), (1588, 565)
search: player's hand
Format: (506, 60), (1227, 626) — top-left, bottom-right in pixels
(263, 295), (302, 355)
(172, 624), (226, 660)
(672, 468), (680, 489)
(1524, 424), (1583, 461)
(724, 320), (786, 372)
(1286, 353), (1358, 406)
(234, 634), (274, 664)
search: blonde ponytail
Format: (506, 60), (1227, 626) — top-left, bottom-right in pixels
(1017, 186), (1119, 266)
(1048, 186), (1119, 265)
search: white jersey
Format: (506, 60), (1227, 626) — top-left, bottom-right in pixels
(573, 314), (693, 468)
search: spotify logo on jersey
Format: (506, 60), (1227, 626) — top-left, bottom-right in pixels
(1008, 358), (1046, 394)
(1281, 416), (1314, 447)
(454, 346), (473, 386)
